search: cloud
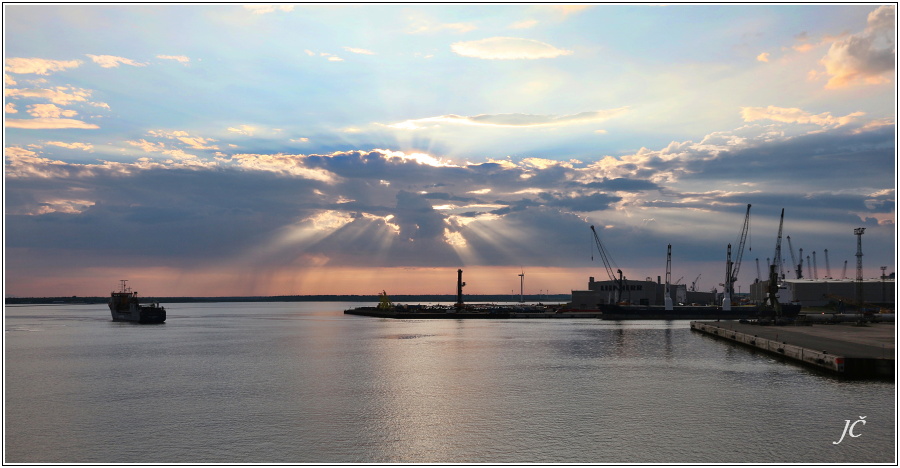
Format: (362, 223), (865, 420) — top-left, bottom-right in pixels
(157, 55), (190, 63)
(6, 102), (17, 113)
(6, 118), (99, 129)
(820, 5), (895, 88)
(46, 141), (94, 151)
(388, 108), (629, 129)
(5, 57), (81, 75)
(148, 130), (219, 150)
(26, 103), (77, 118)
(87, 54), (147, 68)
(4, 120), (894, 287)
(244, 4), (294, 14)
(740, 106), (864, 128)
(5, 86), (93, 105)
(343, 47), (375, 55)
(756, 52), (770, 62)
(227, 125), (256, 136)
(451, 37), (572, 60)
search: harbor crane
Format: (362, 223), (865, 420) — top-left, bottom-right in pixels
(854, 227), (865, 304)
(773, 209), (785, 280)
(812, 251), (819, 280)
(591, 225), (625, 303)
(665, 244), (673, 310)
(755, 258), (761, 283)
(691, 274), (701, 291)
(787, 236), (802, 279)
(760, 210), (787, 318)
(724, 204), (751, 309)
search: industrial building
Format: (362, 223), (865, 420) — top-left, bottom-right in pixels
(749, 277), (896, 308)
(570, 276), (717, 310)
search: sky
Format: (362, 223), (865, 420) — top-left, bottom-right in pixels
(3, 3), (897, 298)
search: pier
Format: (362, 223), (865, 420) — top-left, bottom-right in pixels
(690, 321), (895, 378)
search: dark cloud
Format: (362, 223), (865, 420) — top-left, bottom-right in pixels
(575, 178), (661, 192)
(3, 122), (895, 288)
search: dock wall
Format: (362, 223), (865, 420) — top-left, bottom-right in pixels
(690, 321), (893, 378)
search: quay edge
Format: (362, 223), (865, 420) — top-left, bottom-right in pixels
(690, 321), (895, 379)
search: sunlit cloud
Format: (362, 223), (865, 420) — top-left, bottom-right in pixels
(46, 141), (94, 151)
(86, 54), (147, 68)
(6, 118), (99, 129)
(5, 102), (17, 113)
(388, 108), (629, 129)
(5, 86), (93, 105)
(26, 103), (77, 118)
(229, 153), (338, 182)
(5, 57), (81, 75)
(741, 105), (865, 127)
(157, 55), (191, 63)
(820, 5), (895, 88)
(343, 47), (375, 55)
(148, 130), (219, 150)
(451, 37), (572, 60)
(227, 124), (256, 135)
(756, 52), (770, 62)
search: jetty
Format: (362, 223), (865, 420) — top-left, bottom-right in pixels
(690, 320), (895, 379)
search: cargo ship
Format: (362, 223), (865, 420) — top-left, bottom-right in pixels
(108, 280), (166, 323)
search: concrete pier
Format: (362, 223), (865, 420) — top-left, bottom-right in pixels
(690, 321), (895, 378)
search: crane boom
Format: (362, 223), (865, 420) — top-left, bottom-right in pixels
(787, 235), (802, 279)
(812, 251), (819, 280)
(727, 204), (752, 296)
(590, 225), (624, 302)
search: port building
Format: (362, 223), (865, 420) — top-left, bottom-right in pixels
(749, 277), (896, 308)
(570, 277), (717, 309)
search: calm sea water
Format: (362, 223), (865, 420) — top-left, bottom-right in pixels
(4, 302), (896, 463)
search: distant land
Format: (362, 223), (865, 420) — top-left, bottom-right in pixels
(4, 294), (572, 305)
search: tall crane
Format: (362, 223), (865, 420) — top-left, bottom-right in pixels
(724, 244), (733, 310)
(691, 274), (701, 291)
(842, 260), (848, 279)
(773, 208), (785, 280)
(755, 258), (761, 283)
(665, 244), (673, 310)
(726, 204), (752, 297)
(812, 251), (819, 280)
(591, 225), (624, 303)
(787, 236), (802, 279)
(824, 249), (832, 279)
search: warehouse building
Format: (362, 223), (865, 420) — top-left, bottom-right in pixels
(749, 277), (895, 308)
(570, 276), (717, 309)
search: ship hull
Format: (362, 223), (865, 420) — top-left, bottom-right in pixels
(110, 304), (166, 323)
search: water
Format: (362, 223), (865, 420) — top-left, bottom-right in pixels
(4, 302), (895, 463)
